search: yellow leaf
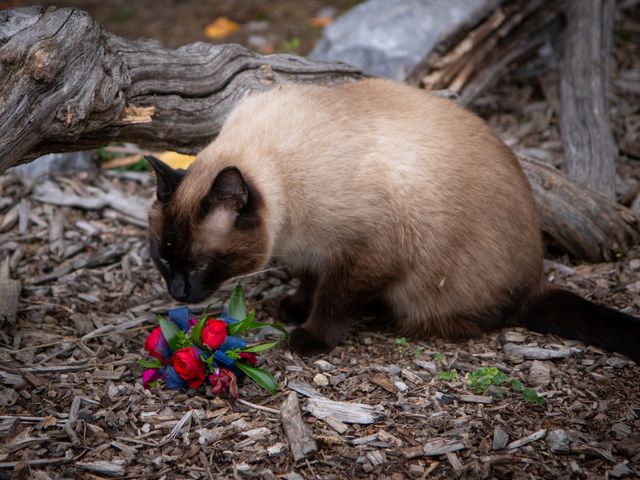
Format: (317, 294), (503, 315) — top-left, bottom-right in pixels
(157, 151), (196, 170)
(204, 16), (241, 39)
(308, 16), (333, 28)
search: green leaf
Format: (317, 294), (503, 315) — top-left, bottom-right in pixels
(226, 348), (241, 360)
(201, 302), (219, 317)
(138, 358), (162, 369)
(191, 317), (207, 347)
(202, 354), (216, 367)
(493, 371), (509, 386)
(241, 341), (279, 353)
(228, 310), (290, 339)
(437, 369), (458, 382)
(227, 310), (255, 335)
(433, 352), (446, 362)
(510, 379), (524, 392)
(522, 387), (544, 405)
(158, 315), (181, 351)
(176, 331), (191, 349)
(394, 337), (409, 346)
(227, 283), (247, 321)
(236, 363), (278, 394)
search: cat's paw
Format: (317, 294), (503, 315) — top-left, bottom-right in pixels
(289, 327), (333, 356)
(277, 295), (310, 325)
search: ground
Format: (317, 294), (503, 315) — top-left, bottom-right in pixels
(1, 1), (640, 479)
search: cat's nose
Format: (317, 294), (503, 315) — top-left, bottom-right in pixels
(169, 275), (189, 301)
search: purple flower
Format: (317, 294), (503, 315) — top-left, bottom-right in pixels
(142, 368), (163, 388)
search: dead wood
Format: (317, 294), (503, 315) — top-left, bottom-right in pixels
(279, 392), (317, 462)
(406, 0), (561, 106)
(560, 0), (618, 198)
(520, 155), (640, 262)
(0, 6), (638, 262)
(0, 258), (20, 325)
(0, 6), (363, 172)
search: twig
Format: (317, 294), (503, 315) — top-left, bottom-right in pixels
(6, 325), (154, 354)
(236, 398), (280, 415)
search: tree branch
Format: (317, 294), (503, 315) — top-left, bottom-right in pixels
(0, 7), (363, 171)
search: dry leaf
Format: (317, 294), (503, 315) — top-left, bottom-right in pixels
(101, 154), (145, 170)
(157, 151), (196, 169)
(204, 16), (241, 39)
(308, 16), (333, 28)
(260, 43), (275, 55)
(41, 416), (58, 428)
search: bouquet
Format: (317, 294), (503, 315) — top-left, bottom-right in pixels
(140, 284), (287, 398)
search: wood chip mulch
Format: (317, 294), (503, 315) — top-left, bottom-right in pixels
(0, 167), (638, 480)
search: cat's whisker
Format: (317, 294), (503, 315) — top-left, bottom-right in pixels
(227, 267), (286, 283)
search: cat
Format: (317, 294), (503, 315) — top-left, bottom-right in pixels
(146, 78), (639, 362)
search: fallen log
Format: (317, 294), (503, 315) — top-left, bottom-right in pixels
(0, 6), (638, 261)
(0, 6), (363, 170)
(521, 155), (639, 261)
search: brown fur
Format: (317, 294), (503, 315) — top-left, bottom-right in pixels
(148, 78), (545, 354)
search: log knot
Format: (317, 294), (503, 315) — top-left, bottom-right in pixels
(28, 41), (62, 84)
(258, 64), (276, 85)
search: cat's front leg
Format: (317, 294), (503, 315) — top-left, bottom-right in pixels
(277, 271), (317, 325)
(289, 258), (392, 356)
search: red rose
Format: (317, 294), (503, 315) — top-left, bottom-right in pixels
(144, 326), (172, 364)
(239, 352), (257, 365)
(172, 347), (206, 388)
(201, 318), (228, 350)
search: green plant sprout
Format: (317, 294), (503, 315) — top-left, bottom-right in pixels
(437, 366), (545, 405)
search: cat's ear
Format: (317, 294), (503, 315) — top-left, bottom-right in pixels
(204, 167), (248, 213)
(145, 156), (185, 203)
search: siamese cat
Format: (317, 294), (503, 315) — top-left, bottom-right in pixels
(146, 79), (639, 362)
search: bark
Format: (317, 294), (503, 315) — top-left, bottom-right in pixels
(560, 0), (617, 198)
(0, 7), (638, 262)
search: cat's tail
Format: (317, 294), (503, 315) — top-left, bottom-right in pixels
(521, 288), (640, 364)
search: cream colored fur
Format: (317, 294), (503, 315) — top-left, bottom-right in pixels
(175, 79), (544, 338)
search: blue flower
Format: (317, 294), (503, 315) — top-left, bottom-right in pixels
(168, 306), (195, 332)
(163, 366), (187, 389)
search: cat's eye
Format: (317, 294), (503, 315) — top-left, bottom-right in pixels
(194, 263), (209, 272)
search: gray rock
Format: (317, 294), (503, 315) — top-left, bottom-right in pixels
(608, 463), (633, 478)
(9, 152), (96, 179)
(492, 425), (509, 450)
(310, 0), (499, 80)
(528, 360), (551, 387)
(546, 429), (570, 454)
